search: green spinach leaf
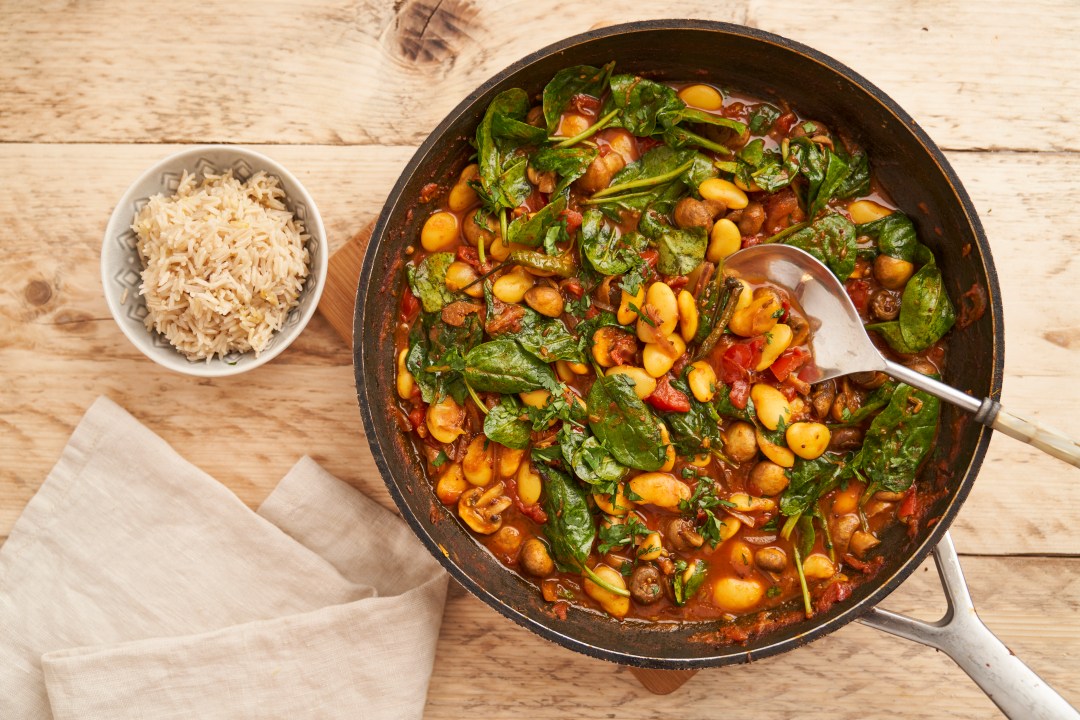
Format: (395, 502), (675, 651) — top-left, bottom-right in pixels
(780, 456), (847, 519)
(663, 377), (723, 457)
(542, 63), (613, 134)
(579, 208), (647, 275)
(869, 258), (955, 353)
(656, 225), (707, 276)
(476, 88), (542, 211)
(747, 104), (780, 134)
(483, 396), (531, 450)
(735, 139), (796, 193)
(463, 338), (558, 393)
(506, 194), (567, 247)
(536, 461), (596, 571)
(511, 310), (586, 364)
(406, 252), (458, 312)
(857, 211), (921, 262)
(782, 213), (857, 282)
(587, 373), (667, 471)
(673, 559), (708, 606)
(606, 74), (685, 136)
(853, 383), (940, 493)
(559, 424), (628, 496)
(530, 146), (598, 195)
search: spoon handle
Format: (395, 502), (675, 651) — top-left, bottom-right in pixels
(991, 408), (1080, 469)
(882, 360), (1080, 469)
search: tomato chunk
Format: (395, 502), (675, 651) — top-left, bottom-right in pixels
(769, 347), (810, 382)
(646, 374), (691, 413)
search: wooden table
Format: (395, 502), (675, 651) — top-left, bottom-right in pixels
(2, 2), (1078, 717)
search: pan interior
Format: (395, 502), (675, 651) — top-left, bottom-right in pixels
(354, 20), (1002, 668)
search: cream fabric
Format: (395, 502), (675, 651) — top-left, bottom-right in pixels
(0, 396), (448, 719)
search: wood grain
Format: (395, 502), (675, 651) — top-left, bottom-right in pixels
(0, 1), (1077, 151)
(2, 1), (1079, 714)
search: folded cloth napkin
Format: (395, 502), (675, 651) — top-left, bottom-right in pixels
(0, 396), (449, 719)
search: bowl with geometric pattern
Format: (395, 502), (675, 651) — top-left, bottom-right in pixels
(101, 145), (328, 377)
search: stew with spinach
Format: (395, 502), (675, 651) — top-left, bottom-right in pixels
(393, 62), (955, 631)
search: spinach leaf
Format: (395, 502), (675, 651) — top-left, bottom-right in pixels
(747, 104), (780, 134)
(673, 559), (707, 606)
(463, 338), (558, 393)
(602, 145), (692, 203)
(530, 146), (598, 195)
(834, 145), (870, 199)
(714, 383), (756, 422)
(674, 107), (747, 135)
(606, 74), (685, 136)
(656, 226), (707, 276)
(536, 461), (596, 571)
(406, 312), (482, 404)
(853, 383), (940, 492)
(406, 252), (458, 312)
(483, 396), (531, 450)
(542, 63), (613, 135)
(597, 514), (650, 554)
(841, 382), (898, 424)
(677, 476), (734, 548)
(559, 424), (628, 496)
(476, 88), (542, 211)
(857, 211), (921, 262)
(507, 195), (567, 247)
(735, 139), (795, 193)
(579, 208), (647, 275)
(782, 213), (857, 282)
(810, 149), (850, 218)
(587, 373), (667, 471)
(869, 259), (956, 353)
(511, 310), (586, 364)
(780, 456), (847, 519)
(663, 377), (723, 457)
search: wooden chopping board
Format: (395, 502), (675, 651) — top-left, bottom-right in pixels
(316, 224), (698, 695)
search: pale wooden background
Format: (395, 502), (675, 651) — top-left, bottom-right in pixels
(2, 1), (1078, 717)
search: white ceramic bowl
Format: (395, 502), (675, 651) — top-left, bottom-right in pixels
(102, 146), (328, 377)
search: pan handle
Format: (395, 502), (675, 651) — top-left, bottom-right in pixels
(858, 532), (1078, 719)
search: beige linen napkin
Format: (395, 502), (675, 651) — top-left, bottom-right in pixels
(0, 396), (448, 719)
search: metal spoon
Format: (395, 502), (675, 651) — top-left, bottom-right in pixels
(724, 243), (1080, 468)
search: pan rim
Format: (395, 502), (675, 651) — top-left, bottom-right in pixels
(355, 18), (1004, 668)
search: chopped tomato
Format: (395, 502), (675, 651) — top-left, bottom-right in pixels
(769, 347), (810, 382)
(418, 182), (440, 203)
(407, 406), (426, 432)
(779, 299), (791, 324)
(562, 277), (584, 299)
(640, 248), (659, 269)
(585, 305), (600, 320)
(401, 290), (420, 320)
(728, 380), (750, 410)
(456, 245), (480, 267)
(646, 374), (691, 413)
(774, 111), (798, 136)
(560, 209), (583, 235)
(814, 580), (853, 614)
(571, 94), (601, 116)
(719, 337), (764, 385)
(665, 275), (689, 292)
(898, 489), (918, 521)
(845, 279), (871, 315)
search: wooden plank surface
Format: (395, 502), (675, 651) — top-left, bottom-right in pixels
(1, 0), (1078, 716)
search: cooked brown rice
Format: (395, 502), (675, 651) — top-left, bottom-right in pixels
(133, 170), (310, 361)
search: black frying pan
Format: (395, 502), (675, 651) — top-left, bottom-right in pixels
(353, 20), (1074, 718)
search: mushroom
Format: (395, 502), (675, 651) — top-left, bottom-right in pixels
(629, 564), (664, 605)
(666, 517), (704, 552)
(457, 482), (512, 535)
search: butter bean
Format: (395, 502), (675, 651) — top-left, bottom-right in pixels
(712, 576), (765, 613)
(707, 218), (742, 262)
(687, 361), (717, 402)
(606, 365), (657, 399)
(516, 460), (543, 506)
(677, 289), (699, 342)
(462, 435), (494, 486)
(848, 199), (893, 225)
(642, 334), (686, 378)
(492, 269), (534, 303)
(751, 383), (792, 430)
(420, 211), (459, 252)
(584, 564), (631, 618)
(754, 323), (793, 372)
(699, 178), (748, 210)
(756, 426), (795, 468)
(628, 472), (691, 510)
(617, 286), (645, 325)
(785, 422), (831, 460)
(396, 348), (415, 400)
(678, 84), (723, 111)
